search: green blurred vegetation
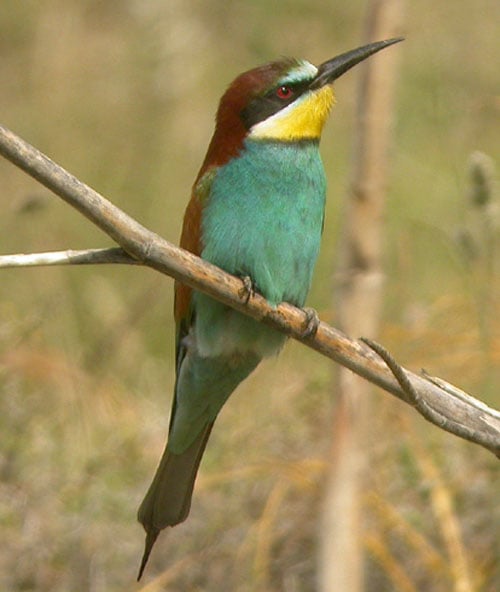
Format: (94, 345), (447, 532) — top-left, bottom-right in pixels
(0, 1), (498, 590)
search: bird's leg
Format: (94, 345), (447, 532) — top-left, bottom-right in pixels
(300, 307), (320, 338)
(238, 275), (256, 304)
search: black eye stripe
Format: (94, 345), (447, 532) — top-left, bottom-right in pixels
(265, 80), (309, 99)
(241, 80), (311, 130)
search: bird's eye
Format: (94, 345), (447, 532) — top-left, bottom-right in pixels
(276, 85), (293, 99)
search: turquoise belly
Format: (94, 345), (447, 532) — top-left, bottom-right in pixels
(195, 139), (326, 357)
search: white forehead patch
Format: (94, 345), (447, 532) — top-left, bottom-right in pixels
(278, 60), (318, 85)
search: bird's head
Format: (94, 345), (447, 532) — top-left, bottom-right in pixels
(200, 38), (402, 171)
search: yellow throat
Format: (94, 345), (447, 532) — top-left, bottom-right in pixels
(249, 85), (335, 142)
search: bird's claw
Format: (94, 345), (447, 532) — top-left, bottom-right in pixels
(238, 275), (255, 304)
(301, 307), (320, 338)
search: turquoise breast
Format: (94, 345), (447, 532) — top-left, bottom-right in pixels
(195, 139), (326, 357)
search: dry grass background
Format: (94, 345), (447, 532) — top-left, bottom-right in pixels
(0, 1), (499, 590)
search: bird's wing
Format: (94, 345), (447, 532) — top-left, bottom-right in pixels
(173, 168), (217, 378)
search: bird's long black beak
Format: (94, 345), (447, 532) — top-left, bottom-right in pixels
(310, 37), (403, 89)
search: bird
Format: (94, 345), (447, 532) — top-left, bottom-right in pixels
(137, 37), (402, 579)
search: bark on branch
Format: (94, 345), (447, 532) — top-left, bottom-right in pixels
(1, 124), (499, 457)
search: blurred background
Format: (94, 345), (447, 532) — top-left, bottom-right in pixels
(0, 1), (498, 590)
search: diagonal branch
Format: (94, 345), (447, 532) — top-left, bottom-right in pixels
(1, 124), (499, 457)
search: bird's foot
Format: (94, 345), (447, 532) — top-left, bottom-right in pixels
(238, 275), (255, 304)
(300, 307), (320, 338)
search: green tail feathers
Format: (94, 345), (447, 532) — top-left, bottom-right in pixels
(137, 422), (214, 580)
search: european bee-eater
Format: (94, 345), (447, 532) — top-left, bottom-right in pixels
(137, 37), (402, 578)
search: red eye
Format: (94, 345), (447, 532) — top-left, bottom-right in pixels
(276, 85), (293, 99)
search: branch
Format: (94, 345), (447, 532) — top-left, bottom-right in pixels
(0, 247), (136, 267)
(1, 124), (499, 457)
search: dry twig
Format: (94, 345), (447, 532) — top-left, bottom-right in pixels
(0, 124), (499, 457)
